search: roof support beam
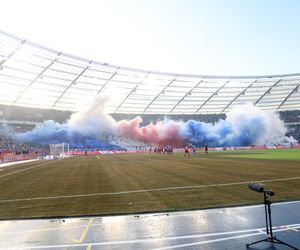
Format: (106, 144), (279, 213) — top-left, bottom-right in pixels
(0, 39), (26, 67)
(142, 77), (177, 113)
(194, 79), (231, 114)
(254, 79), (282, 105)
(277, 84), (300, 110)
(12, 52), (62, 105)
(221, 79), (258, 113)
(97, 67), (120, 94)
(114, 72), (150, 112)
(52, 61), (92, 108)
(169, 79), (204, 114)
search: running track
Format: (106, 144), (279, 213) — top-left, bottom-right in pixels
(0, 201), (299, 249)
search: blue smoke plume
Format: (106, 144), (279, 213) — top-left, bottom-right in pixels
(15, 120), (120, 150)
(180, 118), (266, 147)
(180, 103), (293, 146)
(12, 100), (295, 148)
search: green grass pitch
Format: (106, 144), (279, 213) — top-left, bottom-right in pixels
(0, 148), (299, 219)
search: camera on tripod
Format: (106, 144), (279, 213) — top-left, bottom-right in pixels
(246, 182), (297, 249)
(248, 182), (274, 196)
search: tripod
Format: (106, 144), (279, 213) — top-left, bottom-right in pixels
(246, 191), (298, 249)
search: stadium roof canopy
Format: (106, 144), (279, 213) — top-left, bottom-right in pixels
(0, 30), (300, 114)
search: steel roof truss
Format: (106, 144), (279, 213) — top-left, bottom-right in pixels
(142, 77), (177, 113)
(12, 52), (62, 105)
(52, 61), (92, 108)
(277, 84), (300, 110)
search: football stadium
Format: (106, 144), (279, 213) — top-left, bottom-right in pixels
(1, 2), (300, 248)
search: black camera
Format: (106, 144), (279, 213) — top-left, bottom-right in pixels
(248, 182), (275, 196)
(248, 182), (264, 193)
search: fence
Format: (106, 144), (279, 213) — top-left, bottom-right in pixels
(0, 151), (37, 164)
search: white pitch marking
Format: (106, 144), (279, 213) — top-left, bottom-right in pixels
(0, 159), (39, 168)
(0, 176), (300, 203)
(0, 161), (57, 179)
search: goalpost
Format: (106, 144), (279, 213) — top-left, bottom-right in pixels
(49, 143), (70, 159)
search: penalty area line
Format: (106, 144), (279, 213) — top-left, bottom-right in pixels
(0, 161), (57, 179)
(0, 176), (300, 203)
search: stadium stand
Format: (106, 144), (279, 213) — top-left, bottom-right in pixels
(279, 110), (300, 123)
(0, 30), (299, 160)
(279, 110), (300, 142)
(0, 104), (299, 147)
(0, 104), (71, 124)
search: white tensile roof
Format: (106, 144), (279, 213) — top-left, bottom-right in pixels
(0, 30), (299, 114)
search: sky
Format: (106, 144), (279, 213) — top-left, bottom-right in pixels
(1, 0), (300, 76)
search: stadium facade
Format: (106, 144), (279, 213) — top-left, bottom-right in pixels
(0, 30), (300, 114)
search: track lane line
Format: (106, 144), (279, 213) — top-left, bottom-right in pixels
(1, 225), (299, 249)
(72, 218), (94, 243)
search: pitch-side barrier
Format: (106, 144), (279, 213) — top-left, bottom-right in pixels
(0, 151), (37, 164)
(2, 144), (298, 163)
(69, 144), (300, 155)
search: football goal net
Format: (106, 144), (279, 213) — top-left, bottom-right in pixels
(49, 143), (69, 158)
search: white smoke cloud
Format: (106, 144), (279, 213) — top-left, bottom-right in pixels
(226, 103), (296, 145)
(68, 95), (117, 136)
(3, 97), (297, 148)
